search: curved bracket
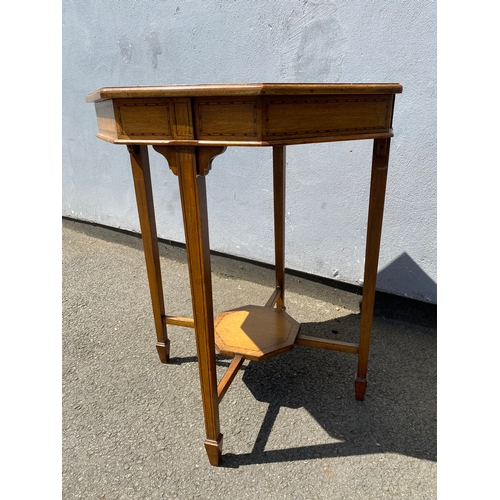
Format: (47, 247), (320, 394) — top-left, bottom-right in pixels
(153, 145), (227, 176)
(196, 146), (227, 176)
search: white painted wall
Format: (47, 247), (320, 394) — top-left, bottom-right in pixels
(63, 0), (436, 303)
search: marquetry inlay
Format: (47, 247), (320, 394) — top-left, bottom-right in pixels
(89, 85), (400, 146)
(115, 98), (173, 139)
(87, 82), (403, 467)
(263, 95), (392, 139)
(195, 98), (259, 139)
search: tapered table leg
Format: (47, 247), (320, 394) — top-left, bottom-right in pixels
(355, 138), (391, 401)
(154, 145), (225, 466)
(128, 145), (170, 363)
(273, 146), (286, 310)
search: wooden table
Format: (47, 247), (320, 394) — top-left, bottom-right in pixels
(86, 83), (402, 466)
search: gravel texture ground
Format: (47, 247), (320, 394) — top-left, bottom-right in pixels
(62, 220), (436, 499)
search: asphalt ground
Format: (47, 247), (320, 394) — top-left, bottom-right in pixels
(62, 218), (437, 499)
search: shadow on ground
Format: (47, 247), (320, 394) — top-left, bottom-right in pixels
(233, 315), (435, 466)
(172, 313), (436, 468)
(63, 221), (437, 498)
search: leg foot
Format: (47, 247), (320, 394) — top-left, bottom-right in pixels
(156, 341), (171, 364)
(355, 138), (390, 402)
(204, 434), (223, 466)
(355, 377), (367, 401)
(157, 146), (225, 468)
(128, 145), (170, 364)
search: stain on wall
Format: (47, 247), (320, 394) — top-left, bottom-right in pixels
(145, 32), (162, 69)
(279, 3), (346, 80)
(63, 0), (437, 303)
(117, 36), (132, 63)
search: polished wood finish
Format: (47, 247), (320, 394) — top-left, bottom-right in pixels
(88, 83), (401, 466)
(355, 137), (391, 401)
(217, 355), (245, 403)
(88, 84), (401, 147)
(162, 315), (195, 328)
(127, 145), (170, 363)
(155, 145), (224, 466)
(86, 83), (403, 101)
(214, 305), (300, 361)
(264, 286), (281, 308)
(295, 334), (359, 355)
(273, 146), (286, 310)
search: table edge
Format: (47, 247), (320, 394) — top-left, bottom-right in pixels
(86, 83), (403, 102)
(95, 131), (394, 147)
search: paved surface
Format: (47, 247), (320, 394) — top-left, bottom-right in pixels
(62, 219), (436, 499)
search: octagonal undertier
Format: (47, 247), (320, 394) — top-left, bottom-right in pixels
(214, 305), (301, 361)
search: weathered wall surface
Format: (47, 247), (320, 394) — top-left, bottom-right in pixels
(63, 0), (436, 303)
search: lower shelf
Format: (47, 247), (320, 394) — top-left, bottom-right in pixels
(214, 305), (301, 361)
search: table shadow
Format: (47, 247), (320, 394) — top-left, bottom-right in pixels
(219, 313), (436, 468)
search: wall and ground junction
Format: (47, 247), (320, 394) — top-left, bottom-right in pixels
(62, 0), (437, 304)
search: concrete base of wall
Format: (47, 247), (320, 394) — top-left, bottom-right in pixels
(62, 216), (436, 328)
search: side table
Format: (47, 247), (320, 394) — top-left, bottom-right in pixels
(86, 83), (402, 465)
